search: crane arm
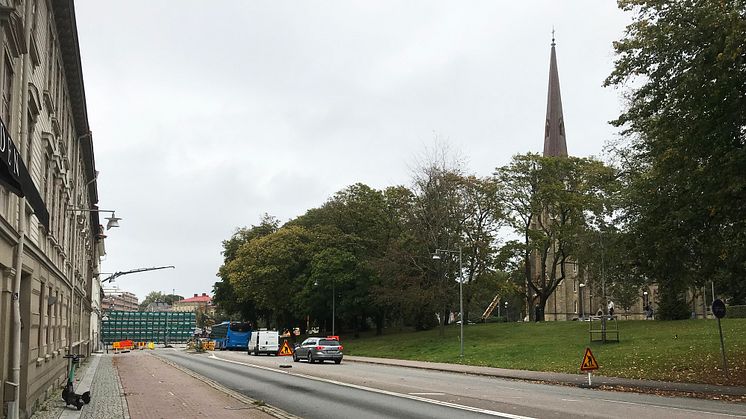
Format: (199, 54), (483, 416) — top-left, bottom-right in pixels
(101, 265), (175, 283)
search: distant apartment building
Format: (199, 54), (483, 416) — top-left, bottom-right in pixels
(173, 293), (213, 314)
(101, 288), (139, 312)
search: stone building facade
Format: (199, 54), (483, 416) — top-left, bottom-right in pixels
(101, 288), (138, 312)
(0, 1), (103, 418)
(172, 293), (213, 315)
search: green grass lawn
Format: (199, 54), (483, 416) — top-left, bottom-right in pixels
(342, 319), (746, 386)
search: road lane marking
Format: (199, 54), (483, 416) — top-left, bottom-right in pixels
(203, 353), (746, 419)
(598, 398), (746, 418)
(207, 353), (535, 419)
(409, 392), (445, 396)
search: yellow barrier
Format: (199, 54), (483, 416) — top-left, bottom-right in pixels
(198, 340), (216, 351)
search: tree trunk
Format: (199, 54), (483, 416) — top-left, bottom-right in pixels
(535, 295), (548, 322)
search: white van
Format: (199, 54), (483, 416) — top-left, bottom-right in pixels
(248, 330), (279, 355)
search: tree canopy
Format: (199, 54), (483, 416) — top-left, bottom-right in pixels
(606, 0), (746, 313)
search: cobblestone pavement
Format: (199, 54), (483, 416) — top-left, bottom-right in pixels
(80, 355), (129, 419)
(30, 353), (107, 419)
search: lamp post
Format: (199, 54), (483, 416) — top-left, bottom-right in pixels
(332, 278), (336, 337)
(598, 230), (606, 316)
(504, 301), (508, 322)
(579, 283), (585, 320)
(432, 247), (463, 358)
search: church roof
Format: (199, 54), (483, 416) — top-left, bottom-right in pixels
(543, 35), (568, 157)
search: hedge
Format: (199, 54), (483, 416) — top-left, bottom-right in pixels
(727, 305), (746, 318)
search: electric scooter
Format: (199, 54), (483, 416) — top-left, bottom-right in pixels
(62, 354), (91, 410)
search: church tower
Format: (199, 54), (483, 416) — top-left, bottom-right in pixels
(543, 33), (568, 157)
(532, 34), (583, 321)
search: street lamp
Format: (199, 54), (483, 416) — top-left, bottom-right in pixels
(504, 301), (508, 322)
(67, 207), (122, 230)
(432, 247), (464, 358)
(579, 283), (586, 320)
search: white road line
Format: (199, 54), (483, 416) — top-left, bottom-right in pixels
(207, 353), (535, 419)
(598, 398), (746, 418)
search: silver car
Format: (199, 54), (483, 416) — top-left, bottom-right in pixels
(293, 337), (343, 364)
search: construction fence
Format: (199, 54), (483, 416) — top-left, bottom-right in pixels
(102, 311), (196, 344)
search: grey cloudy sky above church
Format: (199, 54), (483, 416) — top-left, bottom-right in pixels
(75, 1), (630, 301)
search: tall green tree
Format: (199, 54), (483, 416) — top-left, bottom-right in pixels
(224, 225), (312, 328)
(410, 150), (468, 334)
(214, 214), (280, 324)
(139, 291), (182, 311)
(495, 153), (616, 321)
(606, 0), (746, 311)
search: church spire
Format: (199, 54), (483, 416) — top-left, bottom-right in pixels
(543, 32), (567, 157)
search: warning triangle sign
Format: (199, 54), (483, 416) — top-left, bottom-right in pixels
(278, 340), (294, 356)
(580, 347), (599, 371)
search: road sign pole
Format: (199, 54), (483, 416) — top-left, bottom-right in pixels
(712, 299), (728, 378)
(580, 347), (599, 387)
(716, 317), (729, 377)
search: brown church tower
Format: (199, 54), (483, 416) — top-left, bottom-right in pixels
(544, 33), (568, 157)
(533, 34), (584, 320)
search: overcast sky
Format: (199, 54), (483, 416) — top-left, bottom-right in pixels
(75, 1), (631, 302)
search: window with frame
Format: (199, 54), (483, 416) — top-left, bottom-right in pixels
(2, 53), (13, 125)
(53, 289), (59, 348)
(47, 24), (54, 90)
(47, 285), (53, 348)
(0, 186), (7, 218)
(38, 283), (45, 350)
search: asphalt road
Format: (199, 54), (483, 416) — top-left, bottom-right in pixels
(156, 349), (746, 419)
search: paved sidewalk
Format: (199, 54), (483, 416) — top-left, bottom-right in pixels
(346, 355), (746, 399)
(31, 353), (127, 419)
(31, 351), (280, 419)
(116, 351), (275, 418)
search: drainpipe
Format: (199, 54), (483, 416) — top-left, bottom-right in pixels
(10, 205), (25, 419)
(10, 5), (34, 418)
(9, 1), (35, 418)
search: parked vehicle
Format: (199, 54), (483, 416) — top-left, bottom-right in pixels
(248, 330), (279, 355)
(293, 337), (343, 364)
(210, 321), (252, 350)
